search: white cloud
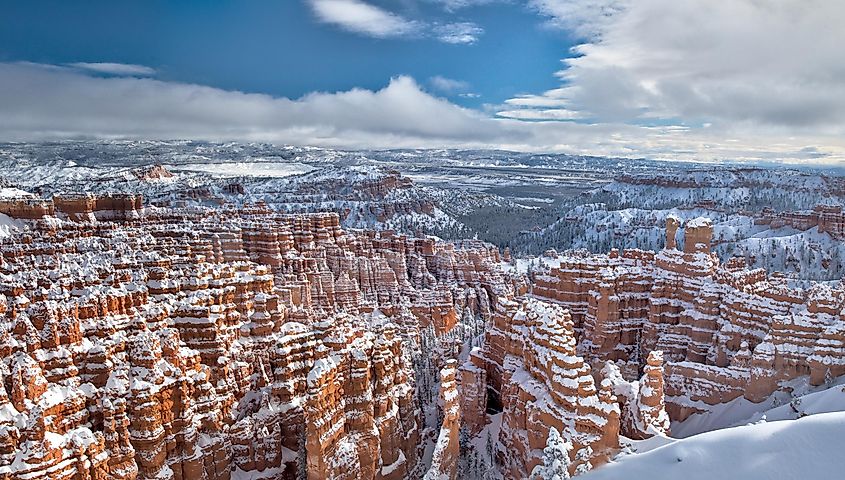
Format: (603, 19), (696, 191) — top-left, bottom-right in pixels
(1, 62), (843, 164)
(433, 22), (484, 44)
(428, 0), (502, 12)
(0, 62), (510, 148)
(68, 62), (156, 76)
(307, 0), (483, 44)
(429, 75), (471, 94)
(508, 1), (845, 138)
(497, 108), (581, 120)
(529, 0), (629, 38)
(308, 0), (421, 38)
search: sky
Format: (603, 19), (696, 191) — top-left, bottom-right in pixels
(1, 0), (844, 164)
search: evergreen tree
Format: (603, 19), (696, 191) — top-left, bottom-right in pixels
(486, 431), (494, 463)
(531, 427), (572, 480)
(574, 445), (593, 476)
(297, 428), (307, 480)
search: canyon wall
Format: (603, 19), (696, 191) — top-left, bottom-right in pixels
(3, 193), (845, 480)
(531, 216), (845, 421)
(461, 297), (622, 477)
(0, 200), (514, 480)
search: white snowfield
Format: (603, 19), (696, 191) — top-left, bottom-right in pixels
(585, 412), (845, 480)
(165, 161), (315, 178)
(673, 378), (845, 438)
(0, 213), (24, 238)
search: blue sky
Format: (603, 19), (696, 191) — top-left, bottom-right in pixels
(0, 1), (844, 164)
(0, 0), (571, 109)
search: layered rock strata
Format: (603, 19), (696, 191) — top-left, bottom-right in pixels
(0, 200), (515, 480)
(463, 297), (622, 478)
(422, 360), (460, 480)
(530, 216), (845, 421)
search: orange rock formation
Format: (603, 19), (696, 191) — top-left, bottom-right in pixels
(0, 198), (513, 480)
(531, 216), (845, 422)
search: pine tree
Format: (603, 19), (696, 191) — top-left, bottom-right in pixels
(486, 431), (494, 463)
(296, 428), (307, 480)
(531, 427), (572, 480)
(574, 445), (593, 476)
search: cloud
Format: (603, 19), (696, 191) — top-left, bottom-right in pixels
(0, 62), (512, 148)
(510, 0), (845, 135)
(308, 0), (421, 38)
(68, 62), (156, 76)
(0, 62), (843, 164)
(529, 0), (629, 38)
(429, 76), (471, 94)
(433, 22), (484, 44)
(428, 0), (502, 13)
(497, 108), (581, 120)
(307, 0), (483, 44)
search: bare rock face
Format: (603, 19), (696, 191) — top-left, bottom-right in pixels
(0, 198), (515, 480)
(597, 353), (670, 441)
(634, 351), (671, 438)
(531, 216), (845, 423)
(134, 164), (175, 181)
(458, 350), (487, 436)
(665, 215), (681, 250)
(683, 217), (713, 254)
(0, 198), (54, 219)
(53, 193), (144, 222)
(757, 204), (845, 239)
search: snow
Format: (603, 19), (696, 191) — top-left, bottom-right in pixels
(166, 161), (315, 178)
(381, 449), (407, 476)
(307, 356), (337, 387)
(673, 376), (845, 438)
(231, 467), (285, 480)
(686, 216), (712, 229)
(586, 412), (845, 480)
(0, 187), (33, 198)
(0, 213), (24, 238)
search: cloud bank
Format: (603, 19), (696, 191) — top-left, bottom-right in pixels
(1, 61), (842, 164)
(508, 0), (845, 136)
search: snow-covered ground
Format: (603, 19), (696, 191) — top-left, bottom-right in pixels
(165, 161), (315, 178)
(0, 187), (33, 198)
(673, 376), (845, 438)
(2, 140), (843, 281)
(0, 213), (25, 238)
(587, 412), (845, 480)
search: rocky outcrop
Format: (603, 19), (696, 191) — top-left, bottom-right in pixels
(134, 164), (175, 181)
(597, 351), (670, 441)
(0, 197), (518, 480)
(531, 216), (845, 422)
(5, 184), (843, 479)
(423, 360), (460, 480)
(0, 198), (53, 219)
(756, 204), (845, 239)
(468, 297), (620, 478)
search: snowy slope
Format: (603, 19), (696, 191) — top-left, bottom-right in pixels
(587, 412), (845, 480)
(673, 377), (845, 438)
(0, 213), (24, 238)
